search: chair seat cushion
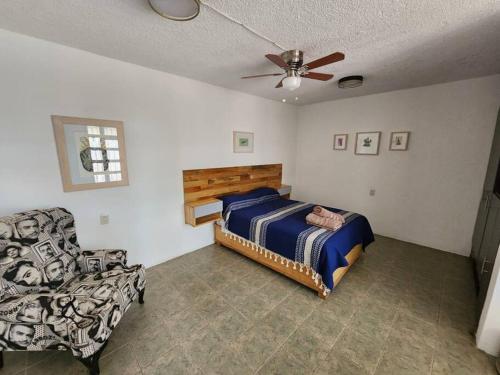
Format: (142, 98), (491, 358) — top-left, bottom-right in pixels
(58, 264), (145, 316)
(61, 265), (146, 358)
(0, 264), (145, 357)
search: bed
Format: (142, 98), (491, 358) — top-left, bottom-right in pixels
(182, 164), (374, 298)
(215, 188), (374, 298)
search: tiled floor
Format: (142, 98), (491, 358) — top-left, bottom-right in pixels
(3, 235), (497, 374)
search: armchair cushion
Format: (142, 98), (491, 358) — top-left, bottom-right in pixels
(0, 264), (146, 357)
(78, 249), (128, 273)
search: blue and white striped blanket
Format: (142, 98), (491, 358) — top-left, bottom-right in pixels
(222, 193), (374, 290)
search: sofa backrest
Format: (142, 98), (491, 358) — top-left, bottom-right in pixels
(0, 208), (81, 301)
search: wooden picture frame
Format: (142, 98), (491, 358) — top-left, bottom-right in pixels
(389, 131), (410, 151)
(355, 131), (381, 155)
(233, 131), (254, 153)
(333, 134), (348, 150)
(51, 115), (129, 192)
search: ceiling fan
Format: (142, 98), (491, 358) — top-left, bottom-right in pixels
(241, 50), (345, 91)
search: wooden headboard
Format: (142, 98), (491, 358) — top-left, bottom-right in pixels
(183, 164), (282, 203)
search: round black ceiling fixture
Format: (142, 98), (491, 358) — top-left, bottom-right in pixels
(338, 75), (364, 89)
(148, 0), (201, 21)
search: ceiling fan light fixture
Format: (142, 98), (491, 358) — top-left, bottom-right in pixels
(338, 75), (363, 89)
(282, 76), (301, 91)
(148, 0), (201, 21)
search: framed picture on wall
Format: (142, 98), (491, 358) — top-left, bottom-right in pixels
(51, 115), (129, 192)
(355, 131), (381, 155)
(233, 131), (254, 153)
(389, 131), (410, 151)
(333, 134), (348, 150)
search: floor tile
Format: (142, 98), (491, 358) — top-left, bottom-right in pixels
(333, 327), (385, 373)
(391, 310), (439, 349)
(382, 331), (434, 372)
(209, 308), (251, 343)
(315, 350), (370, 375)
(317, 296), (357, 325)
(131, 323), (177, 368)
(431, 353), (487, 375)
(182, 327), (229, 371)
(99, 344), (141, 375)
(142, 344), (201, 375)
(26, 351), (86, 375)
(232, 292), (277, 321)
(256, 348), (310, 375)
(2, 351), (27, 375)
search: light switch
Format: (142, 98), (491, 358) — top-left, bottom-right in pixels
(369, 189), (376, 196)
(100, 215), (109, 225)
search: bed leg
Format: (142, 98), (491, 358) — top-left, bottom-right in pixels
(0, 351), (4, 368)
(317, 291), (327, 300)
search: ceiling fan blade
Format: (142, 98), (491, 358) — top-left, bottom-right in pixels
(241, 73), (284, 79)
(304, 52), (345, 70)
(303, 72), (334, 81)
(275, 78), (284, 88)
(266, 54), (289, 69)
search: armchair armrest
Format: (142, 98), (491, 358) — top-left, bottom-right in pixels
(0, 292), (72, 324)
(78, 249), (128, 273)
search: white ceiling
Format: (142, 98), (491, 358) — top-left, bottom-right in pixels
(0, 0), (499, 105)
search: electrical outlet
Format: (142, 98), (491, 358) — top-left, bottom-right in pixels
(369, 189), (376, 196)
(99, 215), (109, 225)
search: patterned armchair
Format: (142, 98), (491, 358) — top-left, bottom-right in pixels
(0, 208), (146, 374)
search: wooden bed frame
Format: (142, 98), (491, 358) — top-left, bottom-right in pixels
(215, 224), (362, 299)
(183, 163), (363, 298)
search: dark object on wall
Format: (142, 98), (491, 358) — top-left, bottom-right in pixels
(471, 108), (500, 318)
(494, 160), (500, 199)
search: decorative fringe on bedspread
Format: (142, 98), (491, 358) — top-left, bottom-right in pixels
(221, 228), (331, 296)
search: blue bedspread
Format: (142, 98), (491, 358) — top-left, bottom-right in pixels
(224, 196), (374, 290)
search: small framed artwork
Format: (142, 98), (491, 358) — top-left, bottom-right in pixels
(52, 115), (129, 192)
(355, 131), (381, 155)
(233, 131), (254, 153)
(333, 134), (348, 150)
(389, 131), (410, 151)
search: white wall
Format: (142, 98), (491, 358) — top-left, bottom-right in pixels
(295, 77), (500, 255)
(0, 30), (297, 268)
(1, 28), (498, 265)
(477, 244), (500, 356)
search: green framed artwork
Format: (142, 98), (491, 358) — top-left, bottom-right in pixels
(233, 131), (254, 153)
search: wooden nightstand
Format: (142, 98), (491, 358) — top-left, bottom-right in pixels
(278, 184), (292, 199)
(184, 198), (223, 227)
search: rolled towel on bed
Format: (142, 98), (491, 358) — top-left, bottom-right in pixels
(312, 206), (345, 223)
(306, 213), (343, 231)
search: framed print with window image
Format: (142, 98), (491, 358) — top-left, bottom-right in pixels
(51, 115), (129, 192)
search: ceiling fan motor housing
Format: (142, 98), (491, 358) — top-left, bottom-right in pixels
(281, 50), (303, 71)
